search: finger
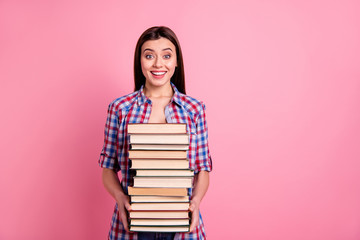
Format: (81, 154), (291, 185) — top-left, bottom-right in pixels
(189, 223), (194, 232)
(123, 195), (132, 211)
(119, 210), (129, 232)
(188, 203), (195, 212)
(189, 209), (199, 232)
(124, 201), (132, 211)
(118, 204), (130, 231)
(122, 218), (129, 232)
(189, 218), (198, 232)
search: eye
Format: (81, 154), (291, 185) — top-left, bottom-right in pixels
(163, 54), (171, 59)
(145, 54), (153, 59)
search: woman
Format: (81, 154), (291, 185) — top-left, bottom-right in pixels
(99, 26), (212, 240)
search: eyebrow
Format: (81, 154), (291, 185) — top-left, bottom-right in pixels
(143, 48), (173, 53)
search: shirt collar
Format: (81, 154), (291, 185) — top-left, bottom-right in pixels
(170, 82), (183, 106)
(136, 82), (183, 107)
(136, 85), (149, 106)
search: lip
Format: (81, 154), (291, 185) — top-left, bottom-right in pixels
(151, 71), (167, 79)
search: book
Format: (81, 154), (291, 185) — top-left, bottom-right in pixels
(128, 123), (186, 134)
(130, 159), (189, 169)
(130, 218), (190, 226)
(129, 150), (187, 159)
(130, 202), (190, 211)
(135, 169), (194, 177)
(131, 195), (189, 203)
(128, 186), (188, 196)
(130, 226), (189, 232)
(133, 177), (193, 188)
(130, 144), (189, 151)
(129, 134), (189, 145)
(129, 211), (189, 219)
(127, 123), (193, 233)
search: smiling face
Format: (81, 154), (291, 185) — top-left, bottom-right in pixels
(140, 37), (177, 89)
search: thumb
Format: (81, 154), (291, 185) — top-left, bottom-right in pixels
(188, 202), (195, 212)
(125, 201), (131, 211)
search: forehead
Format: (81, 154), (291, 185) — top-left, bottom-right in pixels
(141, 37), (176, 52)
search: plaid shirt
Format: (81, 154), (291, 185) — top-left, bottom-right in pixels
(99, 83), (212, 240)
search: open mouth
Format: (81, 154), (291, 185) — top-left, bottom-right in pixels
(151, 71), (166, 76)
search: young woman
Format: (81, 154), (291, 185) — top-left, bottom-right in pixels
(99, 26), (212, 240)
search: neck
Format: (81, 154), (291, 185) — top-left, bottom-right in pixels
(144, 82), (173, 98)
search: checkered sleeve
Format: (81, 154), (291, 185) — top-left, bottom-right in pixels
(195, 102), (212, 173)
(98, 102), (121, 172)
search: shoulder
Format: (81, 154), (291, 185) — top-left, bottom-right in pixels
(178, 92), (206, 115)
(108, 90), (139, 112)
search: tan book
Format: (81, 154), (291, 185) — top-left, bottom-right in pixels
(135, 169), (194, 177)
(130, 226), (189, 232)
(129, 150), (187, 159)
(129, 134), (189, 145)
(131, 159), (189, 169)
(131, 195), (189, 203)
(128, 123), (187, 134)
(130, 144), (189, 151)
(130, 202), (189, 211)
(130, 218), (190, 226)
(129, 211), (189, 219)
(133, 177), (193, 188)
(128, 187), (188, 196)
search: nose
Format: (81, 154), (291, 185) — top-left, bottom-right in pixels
(153, 56), (163, 68)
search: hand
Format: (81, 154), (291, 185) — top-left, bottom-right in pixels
(115, 192), (131, 232)
(189, 199), (200, 232)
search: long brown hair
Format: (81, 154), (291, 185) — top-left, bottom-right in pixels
(134, 26), (186, 94)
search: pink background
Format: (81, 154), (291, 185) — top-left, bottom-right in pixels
(1, 0), (360, 239)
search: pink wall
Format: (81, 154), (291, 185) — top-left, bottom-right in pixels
(1, 0), (360, 239)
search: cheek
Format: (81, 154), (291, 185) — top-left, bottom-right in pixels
(167, 60), (177, 71)
(141, 60), (150, 74)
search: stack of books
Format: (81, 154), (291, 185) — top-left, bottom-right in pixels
(127, 123), (193, 232)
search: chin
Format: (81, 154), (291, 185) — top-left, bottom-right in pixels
(147, 78), (171, 88)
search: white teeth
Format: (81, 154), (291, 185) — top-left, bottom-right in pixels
(152, 71), (166, 76)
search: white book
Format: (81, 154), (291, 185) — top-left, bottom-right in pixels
(130, 202), (189, 211)
(128, 123), (187, 134)
(136, 169), (194, 177)
(131, 144), (189, 151)
(130, 211), (189, 219)
(131, 159), (189, 169)
(130, 226), (189, 232)
(131, 195), (189, 203)
(133, 177), (193, 188)
(129, 134), (189, 145)
(130, 218), (190, 226)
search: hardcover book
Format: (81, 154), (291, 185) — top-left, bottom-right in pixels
(130, 226), (189, 232)
(130, 202), (190, 211)
(130, 159), (189, 169)
(130, 218), (190, 226)
(133, 177), (193, 188)
(127, 186), (188, 196)
(128, 123), (187, 134)
(129, 150), (187, 159)
(135, 169), (194, 177)
(130, 144), (189, 151)
(129, 134), (189, 145)
(130, 195), (189, 203)
(129, 211), (189, 219)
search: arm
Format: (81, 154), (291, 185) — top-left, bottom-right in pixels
(99, 102), (131, 231)
(189, 170), (210, 232)
(189, 102), (213, 232)
(102, 168), (131, 232)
